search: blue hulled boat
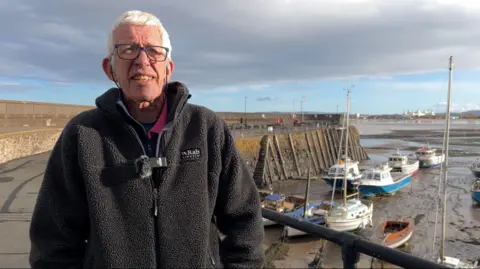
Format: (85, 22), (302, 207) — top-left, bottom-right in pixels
(356, 163), (412, 197)
(472, 180), (480, 203)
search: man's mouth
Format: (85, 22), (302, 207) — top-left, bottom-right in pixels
(131, 75), (154, 81)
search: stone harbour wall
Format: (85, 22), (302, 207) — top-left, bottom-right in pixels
(1, 126), (369, 187)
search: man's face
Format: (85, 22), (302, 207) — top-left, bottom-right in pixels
(103, 24), (174, 103)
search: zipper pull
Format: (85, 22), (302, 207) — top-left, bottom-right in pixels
(153, 189), (158, 216)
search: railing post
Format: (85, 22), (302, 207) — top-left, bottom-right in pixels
(341, 238), (360, 269)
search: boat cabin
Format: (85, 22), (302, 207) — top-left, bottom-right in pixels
(415, 147), (436, 157)
(388, 151), (408, 165)
(261, 193), (297, 213)
(472, 180), (480, 191)
(362, 166), (391, 182)
(471, 161), (480, 170)
(327, 161), (360, 177)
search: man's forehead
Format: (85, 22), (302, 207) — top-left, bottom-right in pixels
(113, 24), (163, 44)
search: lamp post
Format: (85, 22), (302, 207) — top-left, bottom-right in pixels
(244, 96), (247, 125)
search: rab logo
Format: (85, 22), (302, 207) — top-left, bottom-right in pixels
(180, 148), (201, 162)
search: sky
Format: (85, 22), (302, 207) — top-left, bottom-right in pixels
(1, 0), (480, 114)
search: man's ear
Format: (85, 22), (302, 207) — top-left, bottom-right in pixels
(102, 57), (115, 81)
(166, 60), (174, 80)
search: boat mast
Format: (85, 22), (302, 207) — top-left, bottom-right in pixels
(440, 56), (454, 262)
(303, 155), (312, 218)
(343, 89), (351, 206)
(329, 97), (347, 205)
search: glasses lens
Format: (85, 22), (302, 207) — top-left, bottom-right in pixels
(116, 44), (167, 61)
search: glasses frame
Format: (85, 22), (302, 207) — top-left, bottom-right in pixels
(114, 43), (170, 62)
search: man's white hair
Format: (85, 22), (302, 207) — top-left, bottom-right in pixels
(107, 10), (172, 60)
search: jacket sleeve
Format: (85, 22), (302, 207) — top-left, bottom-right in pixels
(214, 123), (265, 268)
(29, 124), (89, 268)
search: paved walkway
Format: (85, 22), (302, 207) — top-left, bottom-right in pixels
(0, 152), (49, 268)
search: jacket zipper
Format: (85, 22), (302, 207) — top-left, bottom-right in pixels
(116, 122), (160, 267)
(114, 90), (189, 268)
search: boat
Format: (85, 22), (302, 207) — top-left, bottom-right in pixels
(284, 157), (334, 237)
(325, 88), (374, 232)
(471, 179), (480, 204)
(434, 56), (477, 268)
(261, 193), (306, 226)
(388, 149), (419, 174)
(356, 163), (412, 197)
(437, 257), (478, 268)
(414, 146), (445, 168)
(377, 218), (414, 248)
(284, 201), (333, 237)
(322, 156), (363, 190)
(470, 160), (480, 178)
(326, 198), (373, 232)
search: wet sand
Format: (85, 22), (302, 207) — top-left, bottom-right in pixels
(264, 121), (480, 268)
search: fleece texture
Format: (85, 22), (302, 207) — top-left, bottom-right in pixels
(29, 82), (265, 269)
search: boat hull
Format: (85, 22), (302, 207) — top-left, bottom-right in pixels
(359, 174), (412, 197)
(471, 170), (480, 179)
(326, 202), (373, 232)
(418, 156), (444, 168)
(438, 256), (478, 268)
(323, 176), (361, 190)
(263, 218), (277, 226)
(472, 191), (480, 202)
(390, 161), (419, 175)
(387, 232), (412, 248)
(326, 214), (372, 232)
(285, 217), (326, 237)
(378, 218), (414, 249)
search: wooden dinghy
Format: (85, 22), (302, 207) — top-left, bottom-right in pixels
(378, 218), (414, 248)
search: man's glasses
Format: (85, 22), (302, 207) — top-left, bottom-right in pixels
(114, 44), (169, 62)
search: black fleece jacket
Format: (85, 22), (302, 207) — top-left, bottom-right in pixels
(29, 82), (265, 269)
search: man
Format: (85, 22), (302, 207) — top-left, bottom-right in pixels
(29, 10), (265, 268)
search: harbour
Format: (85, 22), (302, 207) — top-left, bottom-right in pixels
(261, 120), (480, 268)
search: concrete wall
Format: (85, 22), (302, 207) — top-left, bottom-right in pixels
(1, 122), (368, 186)
(236, 125), (368, 187)
(0, 129), (62, 163)
(0, 100), (342, 127)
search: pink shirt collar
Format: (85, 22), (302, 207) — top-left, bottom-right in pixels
(147, 100), (168, 139)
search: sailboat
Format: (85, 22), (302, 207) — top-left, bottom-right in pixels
(284, 156), (334, 237)
(325, 89), (373, 232)
(435, 56), (478, 268)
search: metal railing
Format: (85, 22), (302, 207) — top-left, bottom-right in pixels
(262, 209), (450, 269)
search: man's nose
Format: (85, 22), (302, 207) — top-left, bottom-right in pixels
(134, 49), (150, 66)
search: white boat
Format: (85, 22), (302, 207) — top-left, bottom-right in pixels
(322, 156), (363, 190)
(356, 163), (412, 197)
(326, 198), (373, 232)
(415, 146), (445, 168)
(437, 256), (478, 268)
(325, 88), (374, 232)
(434, 56), (477, 268)
(471, 179), (480, 204)
(470, 160), (480, 178)
(388, 149), (419, 175)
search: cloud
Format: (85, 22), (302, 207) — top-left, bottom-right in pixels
(0, 80), (40, 92)
(256, 96), (277, 102)
(435, 101), (480, 113)
(2, 0), (480, 90)
(373, 80), (480, 93)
